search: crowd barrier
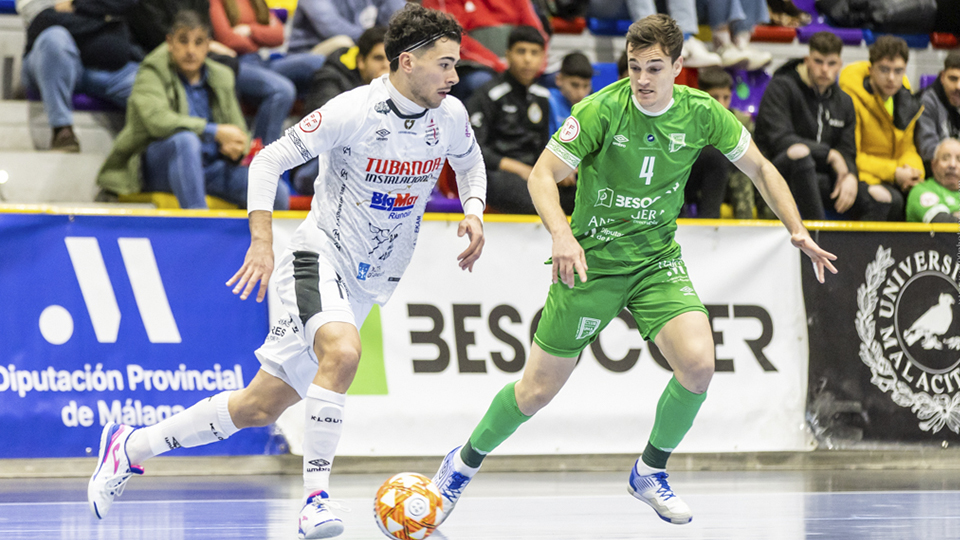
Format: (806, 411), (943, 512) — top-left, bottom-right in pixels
(0, 208), (955, 458)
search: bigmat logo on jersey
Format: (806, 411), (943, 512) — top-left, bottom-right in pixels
(270, 219), (814, 456)
(0, 214), (277, 458)
(803, 230), (960, 444)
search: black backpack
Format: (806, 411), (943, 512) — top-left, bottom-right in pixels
(816, 0), (937, 34)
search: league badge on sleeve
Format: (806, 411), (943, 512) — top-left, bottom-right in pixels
(559, 117), (580, 142)
(299, 111), (322, 133)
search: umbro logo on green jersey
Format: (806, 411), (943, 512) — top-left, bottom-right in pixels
(613, 134), (629, 147)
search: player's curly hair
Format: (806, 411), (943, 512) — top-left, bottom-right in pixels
(625, 13), (683, 63)
(385, 4), (463, 72)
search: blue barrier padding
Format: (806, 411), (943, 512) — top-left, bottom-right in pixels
(0, 213), (279, 458)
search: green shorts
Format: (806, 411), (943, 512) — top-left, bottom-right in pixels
(533, 257), (707, 357)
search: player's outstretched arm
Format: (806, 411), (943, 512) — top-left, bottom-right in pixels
(457, 210), (485, 272)
(733, 141), (838, 283)
(529, 149), (586, 288)
(226, 210), (274, 302)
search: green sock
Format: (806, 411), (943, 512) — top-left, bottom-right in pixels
(642, 376), (707, 469)
(459, 382), (531, 468)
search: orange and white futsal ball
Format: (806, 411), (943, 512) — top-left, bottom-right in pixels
(373, 472), (444, 540)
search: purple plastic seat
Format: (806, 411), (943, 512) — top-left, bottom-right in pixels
(25, 88), (121, 112)
(728, 69), (771, 118)
(797, 23), (863, 45)
(920, 74), (937, 90)
(424, 187), (463, 213)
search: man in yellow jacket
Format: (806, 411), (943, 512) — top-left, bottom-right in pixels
(839, 35), (923, 221)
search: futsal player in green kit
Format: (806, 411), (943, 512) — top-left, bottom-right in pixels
(432, 14), (838, 526)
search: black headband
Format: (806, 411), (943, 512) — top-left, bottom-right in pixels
(390, 32), (449, 62)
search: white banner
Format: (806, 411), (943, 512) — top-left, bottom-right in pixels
(271, 217), (813, 455)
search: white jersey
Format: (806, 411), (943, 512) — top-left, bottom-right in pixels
(248, 75), (486, 304)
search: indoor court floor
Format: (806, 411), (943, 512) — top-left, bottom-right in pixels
(1, 469), (958, 540)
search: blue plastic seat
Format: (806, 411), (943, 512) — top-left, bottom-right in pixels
(862, 29), (930, 49)
(587, 18), (632, 37)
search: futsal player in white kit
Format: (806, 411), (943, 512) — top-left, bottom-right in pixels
(86, 5), (486, 539)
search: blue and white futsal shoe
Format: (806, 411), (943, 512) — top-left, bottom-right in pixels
(431, 446), (474, 525)
(298, 490), (345, 539)
(87, 422), (144, 519)
(627, 462), (693, 524)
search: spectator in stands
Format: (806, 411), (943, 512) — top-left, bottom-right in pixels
(756, 32), (888, 221)
(469, 25), (574, 214)
(684, 67), (755, 219)
(589, 0), (721, 68)
(293, 26), (389, 194)
(96, 10), (289, 210)
(840, 35), (924, 221)
(916, 52), (960, 174)
(17, 0), (142, 152)
(209, 0), (302, 146)
(548, 52), (592, 135)
(423, 0), (548, 102)
(906, 138), (960, 223)
(696, 0), (771, 71)
(287, 0), (404, 56)
(127, 0), (241, 76)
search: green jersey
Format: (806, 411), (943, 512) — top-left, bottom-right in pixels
(547, 79), (751, 271)
(906, 178), (960, 223)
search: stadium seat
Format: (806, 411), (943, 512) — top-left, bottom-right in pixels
(0, 0), (14, 14)
(797, 23), (863, 45)
(920, 74), (938, 90)
(729, 69), (771, 117)
(551, 17), (587, 35)
(862, 30), (930, 49)
(588, 18), (632, 37)
(931, 32), (959, 49)
(118, 193), (238, 209)
(592, 62), (619, 92)
(424, 186), (463, 213)
(289, 195), (311, 211)
(25, 89), (121, 112)
(751, 25), (797, 43)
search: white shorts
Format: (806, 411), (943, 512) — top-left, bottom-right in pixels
(254, 248), (373, 398)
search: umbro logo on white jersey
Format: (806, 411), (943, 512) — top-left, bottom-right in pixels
(376, 129), (390, 141)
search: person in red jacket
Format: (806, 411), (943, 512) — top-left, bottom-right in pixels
(210, 0), (326, 144)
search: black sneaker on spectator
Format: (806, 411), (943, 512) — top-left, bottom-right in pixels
(51, 126), (80, 153)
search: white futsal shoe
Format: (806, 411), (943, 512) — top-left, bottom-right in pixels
(431, 447), (474, 525)
(87, 422), (144, 519)
(298, 490), (344, 539)
(627, 461), (693, 524)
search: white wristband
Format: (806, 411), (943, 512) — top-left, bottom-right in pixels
(462, 197), (484, 222)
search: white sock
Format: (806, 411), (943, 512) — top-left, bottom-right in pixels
(303, 384), (346, 498)
(636, 459), (666, 476)
(734, 31), (753, 50)
(453, 447), (480, 477)
(126, 391), (239, 464)
(713, 28), (732, 48)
